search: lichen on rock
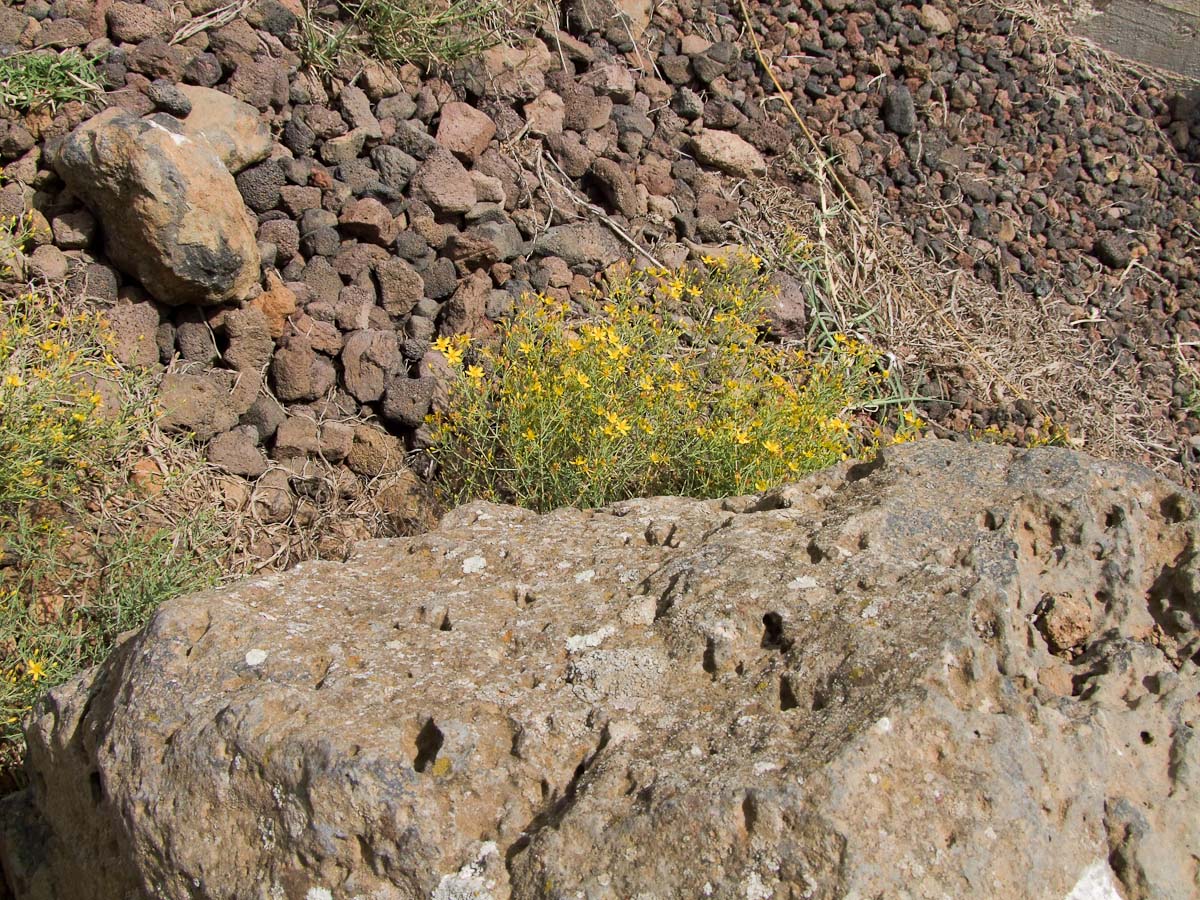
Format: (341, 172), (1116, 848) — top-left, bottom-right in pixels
(1, 441), (1196, 899)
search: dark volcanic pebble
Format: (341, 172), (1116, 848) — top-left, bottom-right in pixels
(882, 85), (917, 135)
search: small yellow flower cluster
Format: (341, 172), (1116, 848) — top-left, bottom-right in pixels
(428, 253), (922, 512)
(0, 291), (154, 509)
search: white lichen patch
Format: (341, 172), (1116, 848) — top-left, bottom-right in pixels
(305, 889), (333, 900)
(743, 871), (773, 900)
(566, 624), (616, 653)
(462, 556), (487, 574)
(245, 649), (268, 667)
(1064, 861), (1122, 900)
(787, 575), (819, 590)
(431, 842), (498, 900)
(574, 569), (596, 583)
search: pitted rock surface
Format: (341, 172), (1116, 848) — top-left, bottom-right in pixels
(2, 441), (1197, 899)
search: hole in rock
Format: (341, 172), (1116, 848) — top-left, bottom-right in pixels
(779, 675), (799, 711)
(413, 718), (444, 773)
(1160, 493), (1190, 524)
(761, 612), (786, 650)
(1140, 731), (1153, 745)
(702, 637), (719, 675)
(88, 771), (103, 805)
(438, 612), (452, 631)
(845, 455), (884, 482)
(811, 688), (829, 712)
(742, 793), (759, 832)
(1105, 507), (1124, 529)
(980, 510), (1002, 531)
(806, 541), (826, 564)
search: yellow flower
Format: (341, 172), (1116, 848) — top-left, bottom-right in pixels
(523, 427), (537, 441)
(763, 439), (782, 456)
(25, 656), (47, 682)
(574, 371), (590, 388)
(733, 429), (751, 445)
(649, 451), (667, 464)
(443, 345), (464, 367)
(3, 374), (22, 388)
(466, 364), (484, 380)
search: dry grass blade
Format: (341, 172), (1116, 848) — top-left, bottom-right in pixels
(734, 0), (1184, 480)
(170, 0), (254, 45)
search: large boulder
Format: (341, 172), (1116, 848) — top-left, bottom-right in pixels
(52, 108), (260, 306)
(2, 441), (1198, 899)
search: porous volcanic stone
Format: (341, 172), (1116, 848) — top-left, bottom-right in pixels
(689, 129), (768, 178)
(435, 101), (496, 164)
(3, 442), (1197, 899)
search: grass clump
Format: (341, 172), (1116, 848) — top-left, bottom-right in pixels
(0, 287), (219, 761)
(428, 254), (922, 512)
(0, 50), (104, 112)
(343, 0), (515, 68)
(300, 0), (535, 74)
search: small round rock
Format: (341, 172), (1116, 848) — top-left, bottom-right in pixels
(147, 80), (192, 118)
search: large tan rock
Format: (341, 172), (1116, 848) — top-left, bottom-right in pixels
(2, 441), (1198, 899)
(52, 108), (260, 306)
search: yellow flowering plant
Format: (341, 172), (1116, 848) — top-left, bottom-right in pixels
(428, 253), (923, 512)
(0, 286), (219, 753)
(0, 291), (151, 508)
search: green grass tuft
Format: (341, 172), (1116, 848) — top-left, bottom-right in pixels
(0, 49), (105, 113)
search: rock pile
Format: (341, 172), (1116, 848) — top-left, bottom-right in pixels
(0, 0), (1198, 503)
(2, 440), (1197, 897)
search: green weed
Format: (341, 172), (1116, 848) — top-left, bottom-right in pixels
(0, 281), (220, 768)
(0, 49), (104, 113)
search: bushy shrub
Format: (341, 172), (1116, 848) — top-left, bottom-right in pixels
(429, 255), (921, 512)
(0, 291), (147, 508)
(0, 288), (218, 751)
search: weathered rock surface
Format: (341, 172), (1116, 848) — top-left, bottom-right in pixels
(175, 85), (273, 174)
(52, 108), (260, 306)
(2, 441), (1198, 899)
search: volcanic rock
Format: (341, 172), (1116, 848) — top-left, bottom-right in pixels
(2, 442), (1197, 899)
(176, 86), (273, 174)
(53, 108), (260, 306)
(689, 129), (768, 178)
